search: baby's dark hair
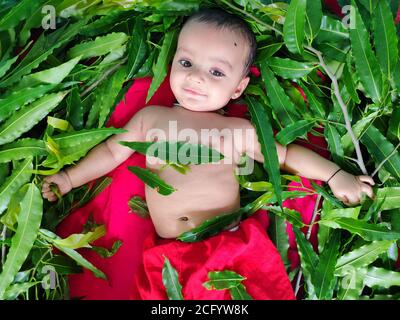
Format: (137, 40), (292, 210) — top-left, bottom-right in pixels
(183, 8), (257, 76)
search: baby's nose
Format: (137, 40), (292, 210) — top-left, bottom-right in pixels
(187, 70), (204, 83)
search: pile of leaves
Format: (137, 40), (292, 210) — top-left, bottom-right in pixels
(0, 0), (399, 300)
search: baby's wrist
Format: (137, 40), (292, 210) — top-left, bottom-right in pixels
(326, 168), (343, 184)
(62, 169), (74, 189)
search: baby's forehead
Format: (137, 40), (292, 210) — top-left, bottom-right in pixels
(178, 21), (250, 55)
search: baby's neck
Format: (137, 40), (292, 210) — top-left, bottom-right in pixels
(173, 103), (226, 115)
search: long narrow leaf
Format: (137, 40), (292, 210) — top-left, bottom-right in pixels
(0, 182), (43, 299)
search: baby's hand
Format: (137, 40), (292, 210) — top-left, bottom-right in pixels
(327, 170), (375, 206)
(41, 170), (73, 202)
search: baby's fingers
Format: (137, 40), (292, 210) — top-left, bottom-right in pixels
(358, 175), (375, 186)
(42, 190), (57, 202)
(360, 183), (374, 200)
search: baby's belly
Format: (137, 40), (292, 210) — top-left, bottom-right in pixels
(145, 159), (241, 238)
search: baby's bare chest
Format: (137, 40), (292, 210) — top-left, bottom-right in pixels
(143, 107), (244, 165)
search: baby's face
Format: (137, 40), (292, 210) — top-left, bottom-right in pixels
(170, 21), (250, 112)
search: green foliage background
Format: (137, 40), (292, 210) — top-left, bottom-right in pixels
(0, 0), (399, 300)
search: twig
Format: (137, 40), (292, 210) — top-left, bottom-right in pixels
(372, 142), (400, 177)
(218, 0), (283, 35)
(294, 194), (322, 298)
(80, 57), (127, 97)
(305, 46), (368, 175)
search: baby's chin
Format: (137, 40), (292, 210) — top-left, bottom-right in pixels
(175, 99), (224, 113)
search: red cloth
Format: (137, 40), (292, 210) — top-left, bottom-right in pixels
(134, 210), (294, 300)
(56, 71), (329, 300)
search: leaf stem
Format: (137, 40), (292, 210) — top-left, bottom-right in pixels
(371, 142), (400, 177)
(218, 0), (283, 36)
(305, 46), (368, 175)
(81, 57), (127, 97)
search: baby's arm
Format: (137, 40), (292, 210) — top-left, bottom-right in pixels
(241, 120), (374, 205)
(42, 107), (148, 201)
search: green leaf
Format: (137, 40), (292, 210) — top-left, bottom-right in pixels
(19, 0), (54, 46)
(283, 0), (307, 55)
(120, 141), (224, 165)
(229, 283), (253, 300)
(372, 0), (398, 80)
(176, 208), (244, 243)
(335, 240), (393, 276)
(337, 268), (366, 300)
(79, 10), (132, 37)
(255, 42), (283, 62)
(40, 229), (107, 280)
(342, 63), (361, 103)
(203, 270), (246, 290)
(293, 227), (318, 297)
(128, 195), (149, 218)
(371, 187), (400, 211)
(53, 225), (105, 250)
(91, 240), (122, 259)
(0, 55), (18, 79)
(268, 213), (290, 270)
(146, 29), (178, 103)
(162, 255), (184, 300)
(0, 158), (32, 215)
(68, 32), (128, 60)
(0, 138), (47, 164)
(0, 182), (43, 299)
(298, 83), (327, 118)
(265, 205), (305, 228)
(127, 166), (176, 196)
(259, 63), (300, 127)
(305, 0), (322, 42)
(313, 230), (340, 300)
(324, 123), (346, 167)
(0, 84), (56, 122)
(360, 125), (400, 182)
(0, 0), (37, 31)
(0, 20), (87, 88)
(71, 177), (113, 211)
(66, 87), (84, 130)
(341, 110), (379, 155)
(364, 266), (400, 288)
(276, 119), (315, 146)
(0, 91), (68, 146)
(53, 127), (127, 149)
(3, 282), (39, 300)
(315, 15), (349, 44)
(320, 217), (400, 241)
(15, 56), (80, 89)
(266, 57), (315, 79)
(127, 18), (148, 79)
(388, 107), (400, 141)
(96, 66), (127, 128)
(246, 96), (283, 205)
(349, 0), (384, 104)
(45, 255), (82, 275)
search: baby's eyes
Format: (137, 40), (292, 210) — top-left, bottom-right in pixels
(210, 69), (225, 77)
(178, 59), (225, 78)
(179, 59), (192, 68)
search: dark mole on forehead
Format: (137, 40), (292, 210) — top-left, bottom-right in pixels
(234, 42), (237, 46)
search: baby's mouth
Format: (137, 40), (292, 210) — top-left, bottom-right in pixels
(183, 87), (206, 96)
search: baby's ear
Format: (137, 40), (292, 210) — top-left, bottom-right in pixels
(231, 76), (250, 99)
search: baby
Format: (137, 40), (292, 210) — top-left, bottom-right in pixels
(42, 8), (375, 239)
